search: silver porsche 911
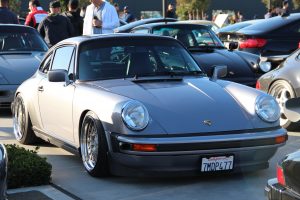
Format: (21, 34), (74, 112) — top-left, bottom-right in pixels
(12, 34), (287, 177)
(0, 25), (48, 108)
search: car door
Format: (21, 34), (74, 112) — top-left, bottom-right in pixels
(38, 45), (76, 143)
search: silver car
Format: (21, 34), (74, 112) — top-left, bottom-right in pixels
(12, 34), (287, 177)
(0, 25), (48, 108)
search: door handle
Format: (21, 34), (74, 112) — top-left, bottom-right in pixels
(38, 86), (44, 92)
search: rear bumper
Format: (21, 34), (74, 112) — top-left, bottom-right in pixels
(265, 178), (300, 200)
(0, 85), (18, 108)
(108, 127), (287, 177)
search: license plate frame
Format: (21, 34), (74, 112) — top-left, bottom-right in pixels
(201, 155), (234, 172)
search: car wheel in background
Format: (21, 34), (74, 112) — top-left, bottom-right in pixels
(80, 111), (110, 177)
(13, 94), (38, 144)
(269, 80), (298, 130)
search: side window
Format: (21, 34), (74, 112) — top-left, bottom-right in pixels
(51, 46), (75, 72)
(39, 53), (53, 74)
(132, 29), (149, 34)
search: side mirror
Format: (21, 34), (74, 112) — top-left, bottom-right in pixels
(211, 65), (227, 81)
(48, 69), (70, 84)
(284, 97), (300, 122)
(228, 42), (238, 51)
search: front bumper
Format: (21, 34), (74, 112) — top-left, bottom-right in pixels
(265, 178), (300, 200)
(0, 85), (18, 108)
(108, 127), (287, 177)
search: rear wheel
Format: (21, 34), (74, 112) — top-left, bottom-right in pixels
(269, 80), (298, 130)
(80, 111), (110, 177)
(13, 94), (38, 144)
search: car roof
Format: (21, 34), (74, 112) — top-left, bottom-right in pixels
(56, 33), (179, 46)
(114, 18), (177, 32)
(237, 13), (300, 34)
(132, 22), (210, 29)
(0, 24), (36, 30)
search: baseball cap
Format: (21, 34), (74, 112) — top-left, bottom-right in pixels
(49, 0), (61, 8)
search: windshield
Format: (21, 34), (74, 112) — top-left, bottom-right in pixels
(78, 39), (202, 81)
(152, 26), (224, 48)
(0, 28), (48, 52)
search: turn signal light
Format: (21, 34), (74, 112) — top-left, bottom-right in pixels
(275, 135), (288, 144)
(132, 144), (157, 152)
(277, 165), (286, 186)
(255, 81), (261, 89)
(239, 38), (267, 49)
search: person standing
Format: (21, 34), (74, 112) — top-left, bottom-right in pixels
(25, 0), (48, 28)
(82, 0), (119, 35)
(0, 0), (19, 24)
(62, 0), (83, 36)
(122, 6), (135, 23)
(281, 0), (290, 16)
(166, 3), (176, 18)
(38, 1), (74, 47)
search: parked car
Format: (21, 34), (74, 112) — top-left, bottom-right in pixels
(256, 48), (300, 129)
(114, 18), (177, 33)
(265, 148), (300, 200)
(217, 19), (263, 35)
(0, 143), (7, 200)
(131, 22), (271, 87)
(179, 20), (220, 32)
(0, 24), (48, 108)
(224, 14), (300, 58)
(12, 34), (287, 177)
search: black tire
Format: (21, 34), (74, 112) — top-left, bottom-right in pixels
(13, 94), (38, 144)
(80, 111), (110, 177)
(269, 80), (299, 130)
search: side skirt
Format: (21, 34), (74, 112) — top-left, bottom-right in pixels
(32, 126), (80, 156)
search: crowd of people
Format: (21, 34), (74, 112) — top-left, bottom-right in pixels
(264, 0), (290, 18)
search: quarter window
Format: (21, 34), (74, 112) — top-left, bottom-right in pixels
(39, 53), (53, 74)
(52, 46), (75, 72)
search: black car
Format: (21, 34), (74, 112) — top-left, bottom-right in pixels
(256, 48), (300, 129)
(0, 144), (7, 200)
(265, 149), (300, 200)
(114, 18), (177, 33)
(226, 14), (300, 57)
(131, 22), (271, 87)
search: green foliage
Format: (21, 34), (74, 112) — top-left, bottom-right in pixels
(9, 0), (22, 16)
(261, 0), (282, 8)
(5, 144), (52, 189)
(176, 0), (211, 20)
(292, 0), (300, 9)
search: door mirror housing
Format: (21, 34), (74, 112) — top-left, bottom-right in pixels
(211, 65), (227, 81)
(48, 69), (70, 84)
(228, 42), (238, 50)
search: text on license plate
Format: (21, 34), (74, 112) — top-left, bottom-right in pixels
(201, 155), (234, 172)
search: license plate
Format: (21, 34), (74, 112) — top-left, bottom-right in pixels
(201, 155), (234, 172)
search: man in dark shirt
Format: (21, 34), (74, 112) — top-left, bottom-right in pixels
(38, 1), (73, 47)
(62, 0), (83, 36)
(0, 0), (19, 24)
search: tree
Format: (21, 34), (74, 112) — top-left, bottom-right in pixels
(9, 0), (22, 16)
(261, 0), (282, 9)
(292, 0), (300, 9)
(176, 0), (211, 20)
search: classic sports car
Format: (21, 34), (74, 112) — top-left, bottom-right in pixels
(12, 34), (287, 177)
(265, 96), (300, 200)
(0, 25), (48, 108)
(0, 144), (7, 200)
(131, 23), (271, 87)
(256, 49), (300, 129)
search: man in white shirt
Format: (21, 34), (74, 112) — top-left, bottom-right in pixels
(83, 0), (119, 35)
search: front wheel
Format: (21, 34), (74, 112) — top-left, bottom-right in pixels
(13, 94), (38, 144)
(80, 111), (110, 177)
(269, 80), (298, 130)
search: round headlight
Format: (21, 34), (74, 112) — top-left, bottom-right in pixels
(255, 95), (280, 122)
(121, 101), (149, 131)
(259, 61), (271, 72)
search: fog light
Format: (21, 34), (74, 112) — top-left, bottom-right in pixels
(132, 144), (157, 152)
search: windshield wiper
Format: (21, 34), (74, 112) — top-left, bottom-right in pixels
(188, 45), (226, 52)
(132, 70), (204, 79)
(0, 51), (32, 55)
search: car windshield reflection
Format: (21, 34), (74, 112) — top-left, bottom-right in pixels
(78, 40), (202, 81)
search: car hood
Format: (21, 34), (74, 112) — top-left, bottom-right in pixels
(192, 49), (255, 77)
(89, 77), (259, 134)
(0, 52), (44, 84)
